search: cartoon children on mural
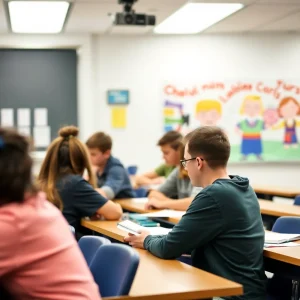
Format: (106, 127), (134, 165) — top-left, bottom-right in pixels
(195, 99), (222, 126)
(236, 95), (265, 160)
(272, 97), (300, 148)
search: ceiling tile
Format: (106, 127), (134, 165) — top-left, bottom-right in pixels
(257, 11), (300, 31)
(206, 4), (300, 33)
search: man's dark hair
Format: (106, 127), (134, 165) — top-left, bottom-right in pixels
(187, 126), (230, 169)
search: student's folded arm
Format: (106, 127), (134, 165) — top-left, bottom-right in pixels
(0, 215), (19, 276)
(157, 168), (179, 198)
(143, 193), (223, 259)
(96, 201), (122, 220)
(74, 179), (122, 220)
(101, 166), (126, 200)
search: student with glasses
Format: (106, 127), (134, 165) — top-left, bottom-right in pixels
(125, 126), (266, 300)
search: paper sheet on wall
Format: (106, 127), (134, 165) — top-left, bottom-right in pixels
(111, 107), (126, 128)
(34, 108), (48, 126)
(1, 109), (14, 127)
(33, 126), (51, 147)
(17, 108), (31, 127)
(18, 127), (31, 137)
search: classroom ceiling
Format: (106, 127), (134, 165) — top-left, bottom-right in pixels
(0, 0), (300, 34)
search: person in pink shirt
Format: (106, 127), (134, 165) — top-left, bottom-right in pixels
(0, 128), (101, 300)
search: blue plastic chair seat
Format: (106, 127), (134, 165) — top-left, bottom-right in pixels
(78, 236), (111, 266)
(90, 244), (139, 297)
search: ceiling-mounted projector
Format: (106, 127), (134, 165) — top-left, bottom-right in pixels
(113, 0), (156, 26)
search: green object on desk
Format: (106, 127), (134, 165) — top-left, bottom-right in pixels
(129, 214), (160, 227)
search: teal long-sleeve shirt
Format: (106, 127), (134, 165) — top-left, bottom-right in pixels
(144, 176), (266, 300)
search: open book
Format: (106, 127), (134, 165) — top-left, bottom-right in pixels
(117, 220), (171, 236)
(265, 231), (300, 244)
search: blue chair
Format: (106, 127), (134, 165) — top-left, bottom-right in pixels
(134, 187), (148, 198)
(90, 244), (140, 297)
(78, 236), (111, 266)
(267, 217), (300, 300)
(294, 195), (300, 206)
(127, 165), (138, 176)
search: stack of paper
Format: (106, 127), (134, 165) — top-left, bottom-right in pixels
(265, 231), (300, 244)
(117, 220), (171, 236)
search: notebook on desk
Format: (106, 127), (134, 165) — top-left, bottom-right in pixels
(265, 231), (300, 244)
(117, 220), (171, 236)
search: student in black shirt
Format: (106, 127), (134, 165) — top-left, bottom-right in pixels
(125, 126), (266, 300)
(38, 126), (122, 232)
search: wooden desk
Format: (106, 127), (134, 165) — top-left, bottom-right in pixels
(82, 220), (300, 269)
(82, 220), (243, 300)
(116, 198), (300, 221)
(264, 242), (300, 267)
(253, 185), (300, 199)
(115, 198), (159, 214)
(259, 199), (300, 217)
(115, 198), (181, 224)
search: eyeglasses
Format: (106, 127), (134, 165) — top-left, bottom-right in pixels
(180, 157), (203, 168)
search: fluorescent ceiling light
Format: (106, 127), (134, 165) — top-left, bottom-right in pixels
(8, 1), (70, 33)
(154, 2), (244, 34)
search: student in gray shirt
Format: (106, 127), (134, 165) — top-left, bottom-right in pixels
(145, 136), (202, 211)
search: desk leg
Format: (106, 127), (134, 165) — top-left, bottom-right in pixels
(292, 280), (299, 300)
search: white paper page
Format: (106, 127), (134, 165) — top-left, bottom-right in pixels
(265, 231), (300, 244)
(18, 127), (31, 137)
(17, 108), (30, 127)
(264, 242), (300, 248)
(33, 126), (51, 147)
(34, 108), (48, 126)
(1, 109), (14, 127)
(143, 210), (186, 218)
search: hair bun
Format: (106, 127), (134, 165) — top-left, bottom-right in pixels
(59, 126), (79, 138)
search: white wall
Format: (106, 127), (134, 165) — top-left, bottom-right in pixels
(1, 33), (300, 187)
(94, 33), (300, 187)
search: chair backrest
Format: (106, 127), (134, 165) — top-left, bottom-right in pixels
(90, 244), (140, 297)
(294, 195), (300, 206)
(134, 188), (147, 198)
(272, 216), (300, 234)
(127, 165), (138, 175)
(78, 236), (111, 266)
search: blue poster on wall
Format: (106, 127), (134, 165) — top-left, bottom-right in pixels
(107, 90), (129, 105)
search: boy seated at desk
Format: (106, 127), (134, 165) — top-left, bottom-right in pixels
(125, 126), (266, 300)
(86, 131), (135, 200)
(134, 131), (182, 188)
(145, 131), (201, 211)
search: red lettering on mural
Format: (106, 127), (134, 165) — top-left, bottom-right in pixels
(256, 82), (281, 99)
(221, 82), (252, 102)
(164, 85), (199, 97)
(202, 82), (225, 91)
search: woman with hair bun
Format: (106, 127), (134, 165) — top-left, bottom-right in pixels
(39, 126), (122, 236)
